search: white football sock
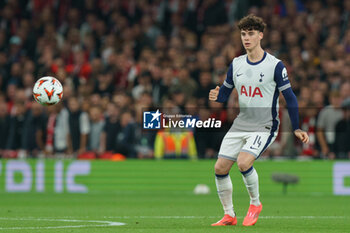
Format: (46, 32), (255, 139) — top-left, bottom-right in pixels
(241, 167), (261, 206)
(215, 174), (235, 217)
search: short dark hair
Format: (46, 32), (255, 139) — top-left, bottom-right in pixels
(237, 14), (266, 32)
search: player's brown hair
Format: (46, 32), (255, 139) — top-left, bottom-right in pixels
(237, 14), (266, 32)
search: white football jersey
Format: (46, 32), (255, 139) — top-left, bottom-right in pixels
(223, 52), (291, 132)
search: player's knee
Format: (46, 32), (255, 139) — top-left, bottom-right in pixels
(214, 162), (229, 175)
(237, 160), (250, 172)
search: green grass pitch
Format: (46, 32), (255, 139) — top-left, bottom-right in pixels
(0, 160), (349, 233)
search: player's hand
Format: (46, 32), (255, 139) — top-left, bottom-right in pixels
(209, 86), (220, 101)
(294, 129), (309, 144)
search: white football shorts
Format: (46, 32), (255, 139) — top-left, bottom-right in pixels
(218, 131), (277, 161)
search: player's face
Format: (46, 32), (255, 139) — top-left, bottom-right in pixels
(240, 30), (263, 51)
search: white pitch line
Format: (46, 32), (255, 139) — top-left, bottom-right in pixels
(0, 215), (347, 230)
(0, 217), (125, 230)
(260, 216), (349, 219)
(101, 215), (349, 219)
(18, 215), (348, 220)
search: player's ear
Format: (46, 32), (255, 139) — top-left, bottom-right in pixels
(259, 32), (263, 40)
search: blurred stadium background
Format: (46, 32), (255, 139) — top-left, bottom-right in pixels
(0, 0), (349, 232)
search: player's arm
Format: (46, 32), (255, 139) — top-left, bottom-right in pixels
(209, 63), (234, 102)
(274, 61), (309, 144)
(282, 88), (309, 143)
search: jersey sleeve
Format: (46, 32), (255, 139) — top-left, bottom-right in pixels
(282, 88), (300, 131)
(275, 61), (300, 131)
(223, 63), (234, 89)
(216, 63), (234, 103)
(274, 61), (291, 92)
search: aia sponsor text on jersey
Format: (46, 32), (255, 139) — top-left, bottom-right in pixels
(240, 85), (263, 97)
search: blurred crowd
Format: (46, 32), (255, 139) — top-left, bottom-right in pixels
(0, 0), (349, 160)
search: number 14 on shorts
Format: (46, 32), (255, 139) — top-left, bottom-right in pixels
(250, 135), (262, 150)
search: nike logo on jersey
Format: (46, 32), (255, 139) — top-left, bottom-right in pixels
(249, 146), (259, 150)
(237, 73), (243, 77)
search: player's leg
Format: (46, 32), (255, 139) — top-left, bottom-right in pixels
(214, 158), (235, 214)
(212, 133), (244, 226)
(237, 152), (260, 206)
(237, 151), (262, 226)
(212, 158), (236, 226)
(238, 132), (277, 226)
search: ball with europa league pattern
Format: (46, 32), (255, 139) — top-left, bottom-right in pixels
(32, 77), (63, 106)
